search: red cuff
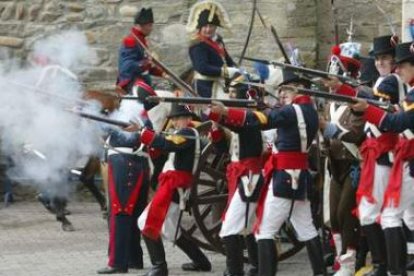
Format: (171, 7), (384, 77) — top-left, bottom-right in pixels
(336, 84), (357, 97)
(363, 105), (386, 126)
(208, 110), (221, 122)
(210, 128), (224, 143)
(225, 108), (246, 127)
(140, 128), (156, 145)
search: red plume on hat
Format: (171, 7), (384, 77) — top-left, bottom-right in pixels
(329, 45), (361, 78)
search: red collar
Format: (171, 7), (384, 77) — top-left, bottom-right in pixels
(292, 95), (312, 104)
(197, 33), (225, 57)
(131, 27), (147, 46)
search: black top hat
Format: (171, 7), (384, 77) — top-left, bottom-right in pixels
(134, 8), (154, 25)
(395, 42), (414, 64)
(168, 103), (197, 119)
(197, 9), (221, 29)
(279, 69), (311, 88)
(373, 35), (398, 56)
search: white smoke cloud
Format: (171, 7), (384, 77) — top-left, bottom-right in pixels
(0, 30), (103, 198)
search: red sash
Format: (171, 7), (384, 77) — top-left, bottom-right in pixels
(108, 164), (145, 216)
(356, 133), (398, 204)
(383, 138), (414, 208)
(254, 152), (308, 233)
(142, 170), (193, 240)
(222, 157), (262, 220)
(197, 34), (225, 57)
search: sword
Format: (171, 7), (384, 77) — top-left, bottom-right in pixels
(173, 188), (189, 246)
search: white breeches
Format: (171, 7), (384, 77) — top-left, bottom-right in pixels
(381, 162), (414, 229)
(255, 183), (318, 242)
(138, 200), (180, 242)
(358, 164), (390, 226)
(219, 188), (257, 237)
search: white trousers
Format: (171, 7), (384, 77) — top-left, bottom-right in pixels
(255, 183), (318, 241)
(138, 200), (180, 242)
(358, 164), (390, 226)
(381, 162), (414, 229)
(219, 188), (257, 237)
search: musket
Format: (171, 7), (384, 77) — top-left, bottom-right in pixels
(130, 33), (198, 97)
(243, 56), (361, 87)
(146, 96), (258, 108)
(68, 109), (131, 128)
(256, 8), (291, 64)
(69, 109), (203, 139)
(282, 85), (395, 112)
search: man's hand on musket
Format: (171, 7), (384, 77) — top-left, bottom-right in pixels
(211, 100), (228, 116)
(351, 98), (369, 112)
(321, 76), (342, 91)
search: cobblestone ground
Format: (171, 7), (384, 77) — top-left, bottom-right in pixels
(0, 200), (314, 276)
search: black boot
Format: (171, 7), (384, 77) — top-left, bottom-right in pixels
(305, 236), (326, 276)
(223, 235), (244, 276)
(361, 224), (387, 276)
(384, 227), (407, 276)
(257, 239), (277, 276)
(175, 235), (211, 272)
(355, 235), (369, 272)
(245, 234), (258, 276)
(143, 236), (168, 276)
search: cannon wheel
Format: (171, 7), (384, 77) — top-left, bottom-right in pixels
(180, 142), (305, 261)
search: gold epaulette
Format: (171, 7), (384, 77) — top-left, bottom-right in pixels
(189, 34), (203, 47)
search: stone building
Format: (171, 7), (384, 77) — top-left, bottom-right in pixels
(0, 0), (403, 90)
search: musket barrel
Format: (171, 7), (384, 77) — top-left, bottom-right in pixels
(282, 86), (394, 112)
(242, 56), (360, 87)
(146, 96), (258, 108)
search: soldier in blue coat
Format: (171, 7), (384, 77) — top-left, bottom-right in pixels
(210, 72), (326, 276)
(352, 41), (414, 276)
(116, 7), (165, 110)
(187, 1), (240, 99)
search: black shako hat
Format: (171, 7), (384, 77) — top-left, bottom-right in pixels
(373, 35), (399, 56)
(279, 69), (312, 88)
(395, 41), (414, 64)
(168, 103), (197, 119)
(134, 8), (154, 25)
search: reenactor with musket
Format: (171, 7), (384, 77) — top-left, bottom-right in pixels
(351, 40), (414, 276)
(209, 71), (326, 276)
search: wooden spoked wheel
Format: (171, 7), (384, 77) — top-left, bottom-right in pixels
(180, 142), (305, 261)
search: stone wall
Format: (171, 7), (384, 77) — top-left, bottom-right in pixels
(0, 0), (403, 90)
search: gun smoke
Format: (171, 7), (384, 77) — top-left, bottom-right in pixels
(0, 30), (104, 199)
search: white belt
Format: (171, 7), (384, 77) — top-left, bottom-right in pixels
(107, 144), (146, 157)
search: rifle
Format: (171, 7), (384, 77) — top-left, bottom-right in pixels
(68, 109), (131, 128)
(69, 109), (203, 139)
(130, 33), (198, 97)
(282, 85), (395, 112)
(146, 96), (258, 108)
(242, 56), (362, 87)
(256, 8), (291, 64)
